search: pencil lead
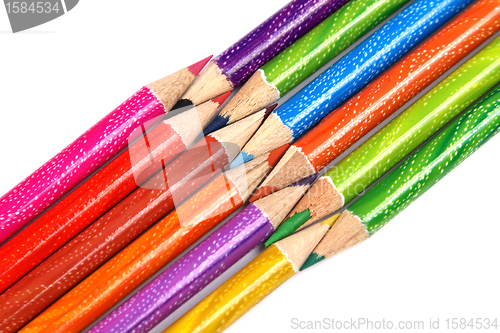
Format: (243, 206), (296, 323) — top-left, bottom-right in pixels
(188, 55), (213, 76)
(211, 91), (231, 106)
(173, 99), (194, 109)
(252, 168), (316, 203)
(204, 103), (278, 136)
(264, 104), (278, 118)
(204, 115), (229, 135)
(300, 253), (325, 271)
(267, 144), (289, 167)
(264, 209), (311, 247)
(230, 151), (252, 169)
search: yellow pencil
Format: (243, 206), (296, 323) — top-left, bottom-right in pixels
(163, 214), (339, 333)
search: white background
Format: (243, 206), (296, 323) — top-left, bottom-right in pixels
(1, 1), (499, 332)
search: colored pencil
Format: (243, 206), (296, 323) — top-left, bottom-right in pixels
(205, 0), (410, 134)
(302, 85), (500, 269)
(252, 0), (500, 205)
(232, 0), (471, 166)
(163, 214), (339, 333)
(89, 174), (318, 333)
(0, 92), (230, 294)
(0, 56), (211, 244)
(179, 0), (349, 106)
(279, 35), (500, 240)
(232, 0), (474, 167)
(0, 107), (275, 333)
(20, 148), (287, 333)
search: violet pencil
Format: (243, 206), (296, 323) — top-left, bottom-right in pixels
(180, 0), (349, 106)
(88, 174), (319, 333)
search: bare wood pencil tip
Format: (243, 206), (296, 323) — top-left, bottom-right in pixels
(252, 145), (316, 202)
(314, 210), (369, 260)
(221, 69), (280, 124)
(275, 220), (331, 271)
(253, 174), (317, 228)
(188, 55), (213, 76)
(290, 176), (344, 226)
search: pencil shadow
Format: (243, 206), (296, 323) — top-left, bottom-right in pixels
(0, 30), (56, 34)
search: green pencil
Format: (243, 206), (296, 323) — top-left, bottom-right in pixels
(204, 0), (410, 133)
(302, 85), (500, 269)
(268, 35), (500, 246)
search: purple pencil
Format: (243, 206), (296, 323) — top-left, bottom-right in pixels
(88, 174), (319, 333)
(180, 0), (349, 106)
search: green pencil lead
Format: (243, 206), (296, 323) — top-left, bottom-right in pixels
(265, 209), (311, 247)
(301, 253), (325, 271)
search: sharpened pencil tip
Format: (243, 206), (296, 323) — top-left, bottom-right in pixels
(211, 91), (231, 106)
(265, 209), (312, 246)
(230, 152), (253, 169)
(249, 186), (278, 203)
(268, 144), (289, 167)
(295, 173), (319, 187)
(300, 253), (324, 271)
(251, 172), (317, 202)
(204, 115), (229, 135)
(173, 99), (194, 109)
(188, 55), (213, 76)
(264, 104), (278, 118)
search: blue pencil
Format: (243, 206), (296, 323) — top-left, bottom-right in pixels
(231, 0), (474, 167)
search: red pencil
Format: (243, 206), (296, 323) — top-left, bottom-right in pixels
(18, 146), (287, 333)
(0, 92), (231, 294)
(249, 0), (500, 202)
(0, 107), (276, 332)
(0, 56), (211, 244)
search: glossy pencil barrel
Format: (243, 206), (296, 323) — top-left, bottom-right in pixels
(0, 107), (204, 293)
(89, 204), (274, 333)
(19, 150), (283, 332)
(205, 0), (410, 133)
(238, 0), (475, 164)
(329, 36), (500, 205)
(20, 175), (244, 333)
(285, 36), (500, 231)
(0, 62), (202, 243)
(263, 0), (500, 243)
(0, 141), (230, 333)
(303, 85), (500, 269)
(262, 0), (409, 97)
(278, 0), (473, 140)
(215, 0), (349, 87)
(354, 86), (500, 235)
(89, 174), (316, 332)
(163, 245), (294, 333)
(297, 0), (500, 172)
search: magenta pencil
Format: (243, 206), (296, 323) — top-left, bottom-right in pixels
(0, 56), (211, 243)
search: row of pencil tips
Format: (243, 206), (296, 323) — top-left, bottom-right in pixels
(1, 0), (499, 332)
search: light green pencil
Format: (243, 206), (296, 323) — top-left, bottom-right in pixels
(204, 0), (410, 133)
(302, 84), (500, 269)
(276, 35), (500, 242)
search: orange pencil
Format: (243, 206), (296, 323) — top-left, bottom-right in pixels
(20, 146), (287, 333)
(0, 108), (273, 333)
(250, 0), (500, 202)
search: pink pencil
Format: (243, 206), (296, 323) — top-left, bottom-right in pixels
(0, 56), (211, 243)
